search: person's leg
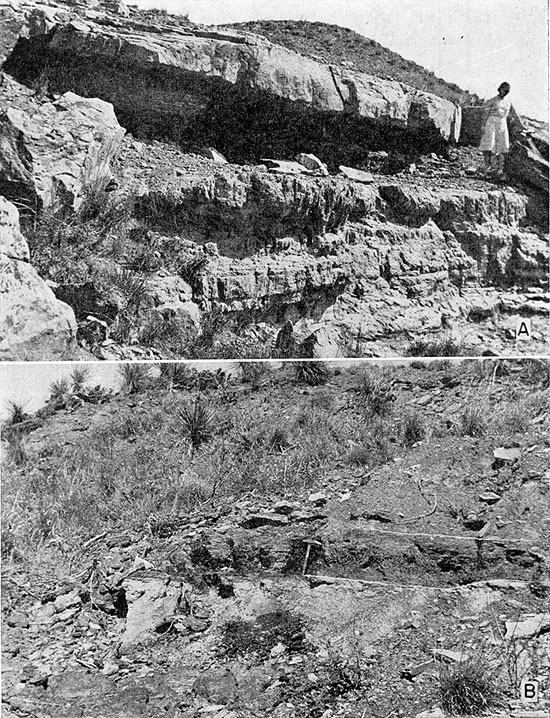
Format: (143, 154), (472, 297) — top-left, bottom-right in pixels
(496, 153), (505, 176)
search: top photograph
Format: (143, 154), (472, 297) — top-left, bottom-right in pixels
(1, 0), (548, 361)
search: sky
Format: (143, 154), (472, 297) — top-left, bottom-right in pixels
(131, 0), (549, 120)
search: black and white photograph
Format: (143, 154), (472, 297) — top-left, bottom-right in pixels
(1, 0), (549, 716)
(1, 357), (550, 716)
(0, 0), (548, 360)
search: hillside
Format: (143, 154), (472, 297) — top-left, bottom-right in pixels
(2, 359), (550, 717)
(229, 20), (476, 106)
(0, 0), (548, 361)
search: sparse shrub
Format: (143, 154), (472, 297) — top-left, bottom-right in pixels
(402, 411), (427, 446)
(293, 361), (329, 386)
(240, 362), (269, 391)
(407, 338), (477, 357)
(439, 656), (504, 715)
(106, 267), (149, 312)
(117, 363), (151, 394)
(348, 444), (370, 466)
(355, 368), (395, 418)
(268, 427), (291, 453)
(49, 377), (70, 401)
(4, 401), (28, 427)
(178, 398), (216, 453)
(70, 365), (91, 394)
(459, 404), (487, 437)
(157, 362), (192, 389)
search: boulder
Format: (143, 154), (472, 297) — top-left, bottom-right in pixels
(120, 574), (184, 650)
(0, 75), (124, 211)
(0, 196), (77, 360)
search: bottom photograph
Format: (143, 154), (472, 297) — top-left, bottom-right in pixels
(1, 358), (549, 718)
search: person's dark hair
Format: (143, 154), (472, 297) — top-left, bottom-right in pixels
(498, 82), (510, 92)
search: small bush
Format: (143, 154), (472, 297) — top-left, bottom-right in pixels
(117, 364), (151, 394)
(49, 378), (70, 401)
(439, 657), (504, 715)
(4, 401), (28, 427)
(240, 362), (270, 391)
(70, 365), (91, 394)
(407, 338), (477, 357)
(157, 362), (192, 389)
(459, 404), (487, 437)
(293, 361), (329, 387)
(268, 427), (291, 453)
(355, 368), (395, 418)
(348, 444), (371, 466)
(402, 411), (427, 446)
(178, 399), (216, 453)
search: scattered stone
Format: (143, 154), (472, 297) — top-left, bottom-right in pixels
(505, 614), (550, 640)
(479, 491), (501, 504)
(493, 447), (521, 467)
(401, 659), (436, 679)
(200, 147), (229, 163)
(270, 643), (286, 657)
(7, 611), (29, 629)
(415, 708), (445, 718)
(193, 667), (237, 704)
(308, 492), (327, 506)
(120, 575), (184, 649)
(296, 153), (329, 175)
(272, 501), (298, 515)
(261, 159), (311, 174)
(132, 555), (155, 571)
(53, 590), (81, 613)
(433, 648), (468, 663)
(240, 513), (289, 529)
(338, 165), (375, 183)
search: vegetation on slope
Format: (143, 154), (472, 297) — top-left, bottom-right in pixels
(229, 20), (478, 105)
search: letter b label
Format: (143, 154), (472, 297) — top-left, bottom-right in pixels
(521, 678), (539, 702)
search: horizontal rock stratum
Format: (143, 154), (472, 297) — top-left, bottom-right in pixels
(3, 0), (461, 165)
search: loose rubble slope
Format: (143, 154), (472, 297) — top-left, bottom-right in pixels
(2, 359), (550, 717)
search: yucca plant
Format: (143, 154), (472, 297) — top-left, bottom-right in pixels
(70, 365), (91, 394)
(4, 401), (28, 427)
(460, 403), (487, 437)
(49, 377), (71, 402)
(356, 368), (395, 418)
(178, 398), (216, 455)
(117, 363), (151, 394)
(157, 362), (191, 390)
(293, 361), (329, 387)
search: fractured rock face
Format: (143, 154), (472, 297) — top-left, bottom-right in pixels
(3, 0), (461, 166)
(0, 196), (77, 360)
(0, 75), (125, 212)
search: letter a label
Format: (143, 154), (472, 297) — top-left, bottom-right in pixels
(515, 318), (532, 341)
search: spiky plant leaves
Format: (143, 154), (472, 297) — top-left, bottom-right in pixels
(178, 398), (217, 453)
(117, 364), (151, 394)
(293, 361), (329, 387)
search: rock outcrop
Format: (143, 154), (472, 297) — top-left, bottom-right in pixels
(0, 197), (77, 360)
(3, 0), (461, 167)
(0, 75), (125, 212)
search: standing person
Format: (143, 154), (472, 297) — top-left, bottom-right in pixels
(479, 82), (513, 179)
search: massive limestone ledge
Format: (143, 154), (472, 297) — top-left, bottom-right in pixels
(0, 75), (125, 211)
(0, 196), (77, 360)
(3, 0), (461, 164)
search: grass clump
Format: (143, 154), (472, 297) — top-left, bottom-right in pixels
(407, 339), (477, 357)
(459, 403), (487, 437)
(401, 411), (427, 446)
(293, 361), (329, 386)
(439, 657), (504, 715)
(355, 367), (395, 418)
